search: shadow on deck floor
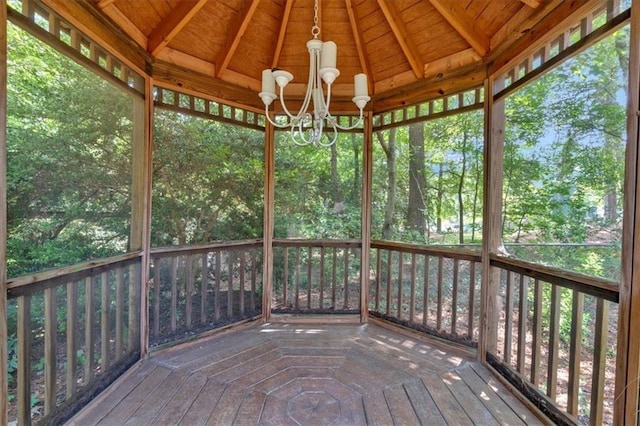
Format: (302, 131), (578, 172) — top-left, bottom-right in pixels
(69, 319), (545, 425)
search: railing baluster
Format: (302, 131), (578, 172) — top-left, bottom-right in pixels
(375, 248), (381, 311)
(307, 247), (313, 309)
(531, 279), (542, 386)
(283, 247), (289, 308)
(504, 271), (513, 364)
(17, 294), (32, 426)
(451, 259), (459, 335)
(101, 271), (110, 372)
(251, 248), (257, 311)
(568, 289), (584, 415)
(215, 250), (221, 321)
(153, 260), (160, 338)
(201, 253), (208, 324)
(228, 251), (234, 318)
(467, 261), (476, 338)
(170, 256), (178, 332)
(186, 255), (193, 329)
(547, 283), (561, 401)
(517, 274), (528, 374)
(332, 248), (338, 309)
(397, 252), (404, 320)
(590, 298), (608, 426)
(409, 252), (416, 323)
(44, 286), (57, 415)
(295, 247), (301, 310)
(343, 248), (349, 309)
(116, 266), (124, 360)
(437, 256), (443, 331)
(423, 255), (430, 327)
(319, 247), (325, 309)
(239, 251), (245, 315)
(386, 250), (392, 316)
(85, 276), (95, 382)
(67, 281), (77, 398)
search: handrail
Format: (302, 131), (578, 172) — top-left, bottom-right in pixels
(6, 251), (142, 296)
(490, 254), (619, 302)
(371, 240), (481, 261)
(150, 239), (263, 257)
(273, 238), (361, 248)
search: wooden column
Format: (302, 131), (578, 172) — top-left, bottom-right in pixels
(360, 111), (373, 323)
(262, 120), (275, 321)
(479, 75), (504, 362)
(130, 75), (153, 357)
(615, 0), (640, 422)
(0, 1), (7, 423)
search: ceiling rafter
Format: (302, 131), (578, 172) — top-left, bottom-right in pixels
(428, 0), (490, 56)
(376, 0), (424, 79)
(345, 0), (373, 93)
(97, 2), (147, 48)
(271, 0), (294, 68)
(520, 0), (543, 8)
(216, 0), (261, 78)
(96, 0), (116, 9)
(147, 0), (208, 57)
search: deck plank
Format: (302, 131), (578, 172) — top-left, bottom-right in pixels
(179, 379), (227, 425)
(421, 372), (474, 426)
(362, 390), (394, 426)
(233, 389), (267, 425)
(150, 374), (208, 424)
(457, 363), (528, 426)
(384, 384), (421, 425)
(122, 370), (188, 425)
(404, 379), (447, 425)
(441, 370), (500, 426)
(95, 365), (172, 426)
(205, 384), (247, 425)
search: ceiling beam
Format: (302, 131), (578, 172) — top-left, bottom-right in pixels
(428, 0), (490, 56)
(271, 0), (294, 68)
(96, 2), (147, 48)
(147, 0), (208, 57)
(423, 48), (482, 79)
(216, 0), (261, 77)
(376, 0), (424, 79)
(520, 0), (543, 8)
(345, 0), (373, 93)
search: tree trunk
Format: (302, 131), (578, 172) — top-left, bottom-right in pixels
(457, 129), (468, 244)
(351, 132), (360, 203)
(407, 123), (426, 237)
(436, 164), (443, 233)
(330, 142), (344, 211)
(376, 129), (396, 239)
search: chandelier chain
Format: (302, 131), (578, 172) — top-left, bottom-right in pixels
(311, 0), (320, 38)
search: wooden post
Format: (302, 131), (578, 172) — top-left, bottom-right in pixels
(616, 0), (640, 421)
(0, 0), (7, 422)
(479, 75), (504, 362)
(361, 111), (373, 323)
(130, 75), (153, 357)
(262, 120), (275, 321)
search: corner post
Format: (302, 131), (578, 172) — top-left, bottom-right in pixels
(262, 120), (275, 321)
(479, 75), (504, 362)
(360, 111), (373, 323)
(0, 0), (8, 423)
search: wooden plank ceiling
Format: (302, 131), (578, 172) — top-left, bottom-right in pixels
(92, 0), (561, 111)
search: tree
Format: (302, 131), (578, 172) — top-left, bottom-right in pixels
(406, 123), (426, 236)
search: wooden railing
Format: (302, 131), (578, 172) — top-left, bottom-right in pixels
(6, 253), (143, 425)
(148, 240), (263, 347)
(272, 239), (362, 313)
(368, 241), (482, 346)
(488, 255), (619, 425)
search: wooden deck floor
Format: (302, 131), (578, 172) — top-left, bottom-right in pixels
(70, 320), (545, 425)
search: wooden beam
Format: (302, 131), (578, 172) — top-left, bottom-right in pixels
(345, 0), (373, 94)
(520, 0), (542, 8)
(376, 0), (424, 79)
(156, 47), (215, 76)
(360, 111), (373, 323)
(428, 0), (490, 56)
(96, 0), (116, 8)
(271, 0), (293, 68)
(616, 0), (640, 422)
(0, 0), (7, 423)
(147, 0), (208, 57)
(99, 2), (147, 48)
(262, 120), (275, 322)
(423, 48), (482, 79)
(215, 0), (261, 78)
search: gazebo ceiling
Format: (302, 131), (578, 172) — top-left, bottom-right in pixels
(88, 0), (562, 111)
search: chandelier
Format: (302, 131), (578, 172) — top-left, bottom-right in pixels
(258, 0), (370, 147)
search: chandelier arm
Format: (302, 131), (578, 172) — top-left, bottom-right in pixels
(317, 121), (338, 147)
(333, 111), (365, 131)
(292, 116), (313, 146)
(264, 104), (292, 128)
